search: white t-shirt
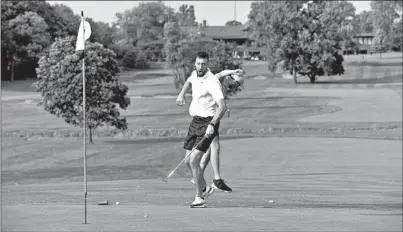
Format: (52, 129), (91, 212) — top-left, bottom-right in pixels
(187, 70), (224, 117)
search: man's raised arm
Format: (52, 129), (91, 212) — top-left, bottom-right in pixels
(215, 69), (245, 81)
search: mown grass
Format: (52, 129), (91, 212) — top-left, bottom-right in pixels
(1, 52), (401, 140)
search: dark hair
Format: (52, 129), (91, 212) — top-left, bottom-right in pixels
(196, 51), (209, 60)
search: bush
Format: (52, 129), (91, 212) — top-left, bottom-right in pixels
(121, 47), (137, 69)
(135, 51), (150, 69)
(109, 43), (150, 70)
(34, 36), (130, 142)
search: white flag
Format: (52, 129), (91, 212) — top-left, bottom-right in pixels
(75, 18), (91, 51)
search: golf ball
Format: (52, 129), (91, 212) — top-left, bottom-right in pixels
(143, 214), (148, 218)
(116, 201), (120, 205)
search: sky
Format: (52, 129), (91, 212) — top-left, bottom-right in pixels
(48, 1), (372, 26)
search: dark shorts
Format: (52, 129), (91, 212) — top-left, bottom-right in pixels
(183, 116), (220, 153)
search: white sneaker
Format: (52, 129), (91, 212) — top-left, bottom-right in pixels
(191, 179), (195, 185)
(190, 196), (206, 208)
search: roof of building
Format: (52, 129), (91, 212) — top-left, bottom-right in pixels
(353, 33), (375, 37)
(202, 26), (249, 39)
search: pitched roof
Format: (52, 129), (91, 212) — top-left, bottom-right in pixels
(353, 33), (375, 37)
(202, 26), (249, 39)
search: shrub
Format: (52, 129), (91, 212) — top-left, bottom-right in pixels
(34, 36), (130, 142)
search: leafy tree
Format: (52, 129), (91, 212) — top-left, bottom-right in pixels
(85, 18), (116, 48)
(135, 51), (150, 70)
(121, 46), (138, 69)
(51, 4), (81, 37)
(391, 20), (403, 51)
(225, 20), (243, 26)
(1, 1), (81, 81)
(114, 2), (176, 46)
(354, 11), (374, 33)
(370, 1), (401, 57)
(176, 4), (197, 26)
(248, 1), (350, 83)
(34, 36), (130, 143)
(2, 11), (51, 81)
(119, 45), (150, 70)
(371, 28), (391, 58)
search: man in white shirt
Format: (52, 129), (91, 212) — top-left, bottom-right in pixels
(188, 72), (245, 188)
(175, 51), (242, 208)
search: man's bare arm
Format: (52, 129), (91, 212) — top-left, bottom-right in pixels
(210, 99), (227, 125)
(215, 69), (245, 81)
(176, 80), (191, 106)
(179, 80), (191, 96)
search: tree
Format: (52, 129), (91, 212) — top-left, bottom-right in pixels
(371, 28), (390, 58)
(114, 2), (176, 46)
(1, 1), (82, 81)
(354, 11), (374, 33)
(52, 4), (81, 37)
(34, 36), (130, 143)
(86, 18), (116, 48)
(391, 19), (403, 51)
(225, 20), (243, 26)
(2, 11), (51, 81)
(370, 1), (401, 56)
(177, 4), (197, 26)
(248, 1), (350, 83)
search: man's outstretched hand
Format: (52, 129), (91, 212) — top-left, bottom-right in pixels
(176, 95), (186, 106)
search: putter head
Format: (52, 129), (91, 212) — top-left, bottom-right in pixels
(158, 177), (168, 182)
(97, 200), (109, 205)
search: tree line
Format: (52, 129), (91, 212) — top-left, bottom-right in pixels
(1, 1), (213, 82)
(246, 0), (402, 83)
(2, 1), (401, 83)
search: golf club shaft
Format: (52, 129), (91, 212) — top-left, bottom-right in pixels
(165, 136), (208, 180)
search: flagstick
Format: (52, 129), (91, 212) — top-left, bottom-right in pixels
(81, 10), (88, 225)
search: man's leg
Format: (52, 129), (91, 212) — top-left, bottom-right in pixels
(209, 137), (221, 180)
(190, 147), (210, 186)
(200, 148), (211, 173)
(189, 149), (206, 198)
(210, 134), (232, 193)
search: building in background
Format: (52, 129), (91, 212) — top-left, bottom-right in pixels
(188, 25), (376, 58)
(343, 33), (375, 55)
(196, 25), (268, 60)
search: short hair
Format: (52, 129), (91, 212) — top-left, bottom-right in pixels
(196, 51), (209, 60)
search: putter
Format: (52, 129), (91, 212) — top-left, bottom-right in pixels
(159, 136), (209, 182)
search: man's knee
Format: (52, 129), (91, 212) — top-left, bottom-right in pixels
(200, 151), (210, 168)
(210, 137), (220, 150)
(189, 150), (204, 168)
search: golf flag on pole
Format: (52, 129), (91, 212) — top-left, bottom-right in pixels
(76, 10), (91, 225)
(75, 15), (91, 51)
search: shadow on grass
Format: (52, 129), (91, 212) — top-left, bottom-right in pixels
(104, 135), (257, 145)
(232, 105), (322, 110)
(236, 96), (337, 100)
(215, 203), (403, 211)
(300, 75), (402, 85)
(125, 113), (184, 118)
(346, 61), (402, 67)
(119, 72), (171, 82)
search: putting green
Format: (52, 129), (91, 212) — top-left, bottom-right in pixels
(2, 137), (401, 231)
